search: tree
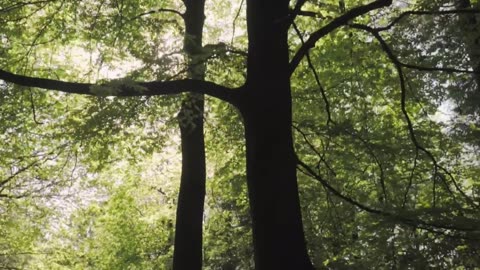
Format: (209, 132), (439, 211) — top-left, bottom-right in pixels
(173, 0), (207, 269)
(1, 0), (480, 269)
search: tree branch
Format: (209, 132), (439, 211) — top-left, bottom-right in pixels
(377, 8), (480, 32)
(349, 24), (478, 74)
(350, 23), (479, 209)
(289, 0), (392, 74)
(399, 63), (478, 74)
(292, 22), (332, 124)
(231, 0), (245, 45)
(294, 10), (324, 19)
(288, 0), (308, 24)
(297, 159), (480, 234)
(0, 0), (52, 13)
(130, 8), (184, 21)
(0, 69), (240, 104)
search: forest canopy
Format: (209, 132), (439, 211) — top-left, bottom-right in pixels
(1, 0), (480, 269)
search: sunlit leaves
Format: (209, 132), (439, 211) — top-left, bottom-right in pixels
(291, 0), (480, 267)
(1, 0), (480, 269)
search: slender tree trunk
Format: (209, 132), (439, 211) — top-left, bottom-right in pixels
(458, 0), (480, 85)
(238, 0), (314, 268)
(173, 1), (206, 269)
(456, 0), (480, 117)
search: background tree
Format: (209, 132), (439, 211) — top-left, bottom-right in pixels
(173, 1), (207, 269)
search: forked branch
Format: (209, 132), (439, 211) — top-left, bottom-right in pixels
(289, 0), (392, 74)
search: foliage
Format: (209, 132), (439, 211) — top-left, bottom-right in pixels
(0, 199), (45, 269)
(204, 98), (253, 269)
(31, 154), (179, 270)
(0, 0), (480, 269)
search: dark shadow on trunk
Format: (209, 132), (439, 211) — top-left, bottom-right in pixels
(173, 1), (206, 269)
(236, 0), (314, 268)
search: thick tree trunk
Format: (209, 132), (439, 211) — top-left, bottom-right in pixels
(173, 1), (206, 269)
(238, 0), (314, 268)
(241, 102), (313, 269)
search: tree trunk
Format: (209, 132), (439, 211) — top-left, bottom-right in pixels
(458, 0), (480, 96)
(238, 0), (314, 268)
(173, 1), (206, 269)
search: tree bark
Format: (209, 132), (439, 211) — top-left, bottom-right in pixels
(238, 0), (314, 268)
(173, 1), (206, 269)
(457, 0), (480, 106)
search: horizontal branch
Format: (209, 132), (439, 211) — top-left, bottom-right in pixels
(349, 24), (478, 74)
(289, 0), (392, 75)
(295, 10), (324, 18)
(400, 63), (478, 74)
(378, 8), (480, 31)
(130, 8), (184, 21)
(0, 69), (239, 104)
